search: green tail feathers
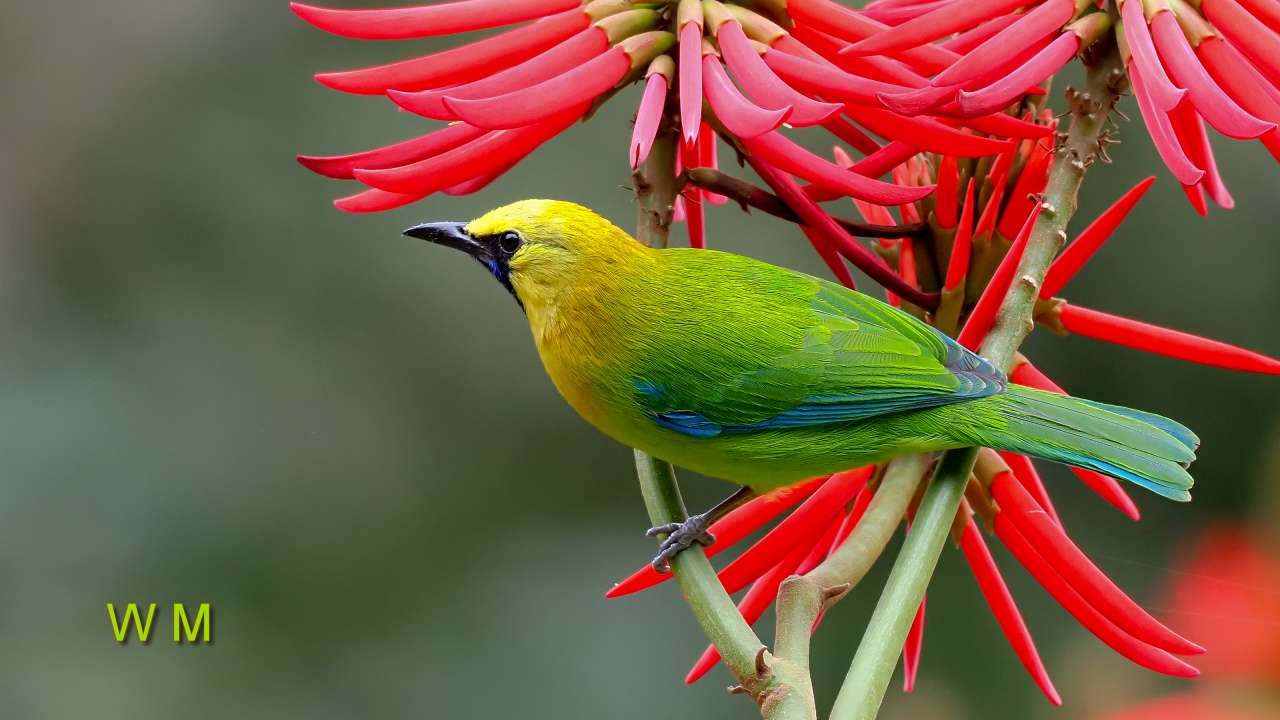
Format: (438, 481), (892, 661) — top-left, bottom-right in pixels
(967, 386), (1199, 502)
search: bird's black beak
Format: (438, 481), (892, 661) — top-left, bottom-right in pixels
(403, 222), (481, 257)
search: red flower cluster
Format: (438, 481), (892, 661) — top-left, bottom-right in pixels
(610, 139), (1280, 698)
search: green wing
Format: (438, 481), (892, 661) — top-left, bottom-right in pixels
(630, 252), (1004, 438)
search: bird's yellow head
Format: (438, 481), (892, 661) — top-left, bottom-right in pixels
(404, 199), (643, 313)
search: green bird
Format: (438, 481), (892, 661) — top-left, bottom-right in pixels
(405, 200), (1197, 567)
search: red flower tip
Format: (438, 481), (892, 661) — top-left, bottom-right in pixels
(902, 595), (926, 691)
(631, 62), (671, 169)
(786, 0), (960, 74)
(1041, 176), (1156, 298)
(1129, 62), (1206, 186)
(957, 32), (1080, 117)
(313, 9), (588, 96)
(995, 513), (1201, 677)
(992, 473), (1205, 656)
(718, 21), (843, 127)
(715, 466), (872, 594)
(744, 131), (935, 205)
(1058, 303), (1280, 375)
(957, 200), (1038, 351)
(1201, 0), (1280, 89)
(1121, 0), (1190, 112)
(679, 22), (704, 148)
(851, 141), (923, 181)
(334, 188), (425, 213)
(972, 172), (1008, 240)
(931, 0), (1075, 90)
(959, 521), (1061, 704)
(444, 44), (629, 130)
(942, 13), (1021, 54)
(355, 105), (586, 195)
(1072, 467), (1143, 520)
(388, 27), (610, 121)
(934, 155), (960, 229)
(842, 0), (1035, 57)
(297, 122), (487, 180)
(290, 0), (580, 40)
(703, 56), (792, 139)
(764, 49), (910, 107)
(1151, 11), (1276, 140)
(605, 477), (828, 598)
(843, 105), (1012, 157)
(1001, 452), (1061, 527)
(877, 85), (955, 115)
(944, 180), (975, 291)
(996, 144), (1054, 239)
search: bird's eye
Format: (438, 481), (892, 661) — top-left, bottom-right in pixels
(498, 231), (522, 255)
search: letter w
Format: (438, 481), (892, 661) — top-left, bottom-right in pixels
(108, 603), (156, 643)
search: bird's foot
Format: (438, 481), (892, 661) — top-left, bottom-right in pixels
(646, 514), (716, 573)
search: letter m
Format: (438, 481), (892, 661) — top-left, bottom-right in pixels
(173, 603), (211, 643)
(108, 603), (156, 643)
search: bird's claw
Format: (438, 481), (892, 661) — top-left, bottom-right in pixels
(646, 515), (716, 573)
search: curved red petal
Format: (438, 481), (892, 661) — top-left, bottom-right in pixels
(996, 514), (1200, 677)
(863, 0), (950, 25)
(1000, 452), (1060, 526)
(934, 155), (959, 229)
(1151, 11), (1275, 139)
(679, 22), (705, 147)
(992, 474), (1204, 655)
(1120, 0), (1189, 111)
(297, 122), (487, 180)
(389, 27), (608, 120)
(355, 104), (585, 194)
(944, 180), (975, 290)
(631, 73), (668, 169)
(764, 49), (909, 106)
(902, 595), (926, 691)
(606, 477), (827, 598)
(314, 8), (588, 95)
(789, 23), (932, 88)
(942, 13), (1021, 53)
(959, 522), (1061, 704)
(1059, 303), (1280, 374)
(291, 0), (579, 40)
(333, 188), (427, 212)
(957, 201), (1037, 351)
(1041, 177), (1156, 297)
(844, 105), (1012, 157)
(718, 21), (842, 126)
(445, 45), (625, 130)
(1202, 0), (1280, 86)
(996, 140), (1054, 239)
(1129, 63), (1206, 185)
(843, 0), (1035, 56)
(957, 32), (1079, 117)
(1198, 36), (1280, 162)
(703, 56), (792, 138)
(744, 131), (936, 205)
(932, 0), (1074, 89)
(786, 0), (959, 73)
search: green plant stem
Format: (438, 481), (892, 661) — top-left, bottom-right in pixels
(789, 39), (1128, 720)
(631, 128), (774, 701)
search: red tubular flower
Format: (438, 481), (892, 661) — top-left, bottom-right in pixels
(902, 595), (926, 691)
(444, 45), (632, 130)
(786, 0), (961, 73)
(297, 122), (487, 180)
(743, 132), (936, 205)
(1130, 62), (1206, 185)
(1001, 451), (1062, 526)
(930, 0), (1075, 90)
(1056, 303), (1280, 374)
(1201, 0), (1280, 85)
(716, 467), (872, 594)
(1121, 0), (1189, 111)
(944, 181), (975, 291)
(957, 31), (1081, 116)
(290, 0), (581, 40)
(313, 8), (589, 95)
(607, 477), (827, 598)
(355, 105), (589, 195)
(957, 202), (1038, 351)
(1198, 36), (1280, 161)
(703, 55), (792, 138)
(1041, 177), (1157, 298)
(959, 520), (1061, 704)
(995, 512), (1201, 676)
(943, 13), (1023, 53)
(764, 49), (910, 106)
(994, 473), (1203, 655)
(716, 20), (843, 126)
(388, 27), (612, 120)
(631, 59), (671, 169)
(843, 0), (1037, 56)
(678, 2), (704, 148)
(1150, 10), (1275, 139)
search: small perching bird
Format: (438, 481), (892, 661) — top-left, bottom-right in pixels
(406, 200), (1197, 569)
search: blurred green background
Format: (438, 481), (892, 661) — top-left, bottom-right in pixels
(2, 2), (1278, 718)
